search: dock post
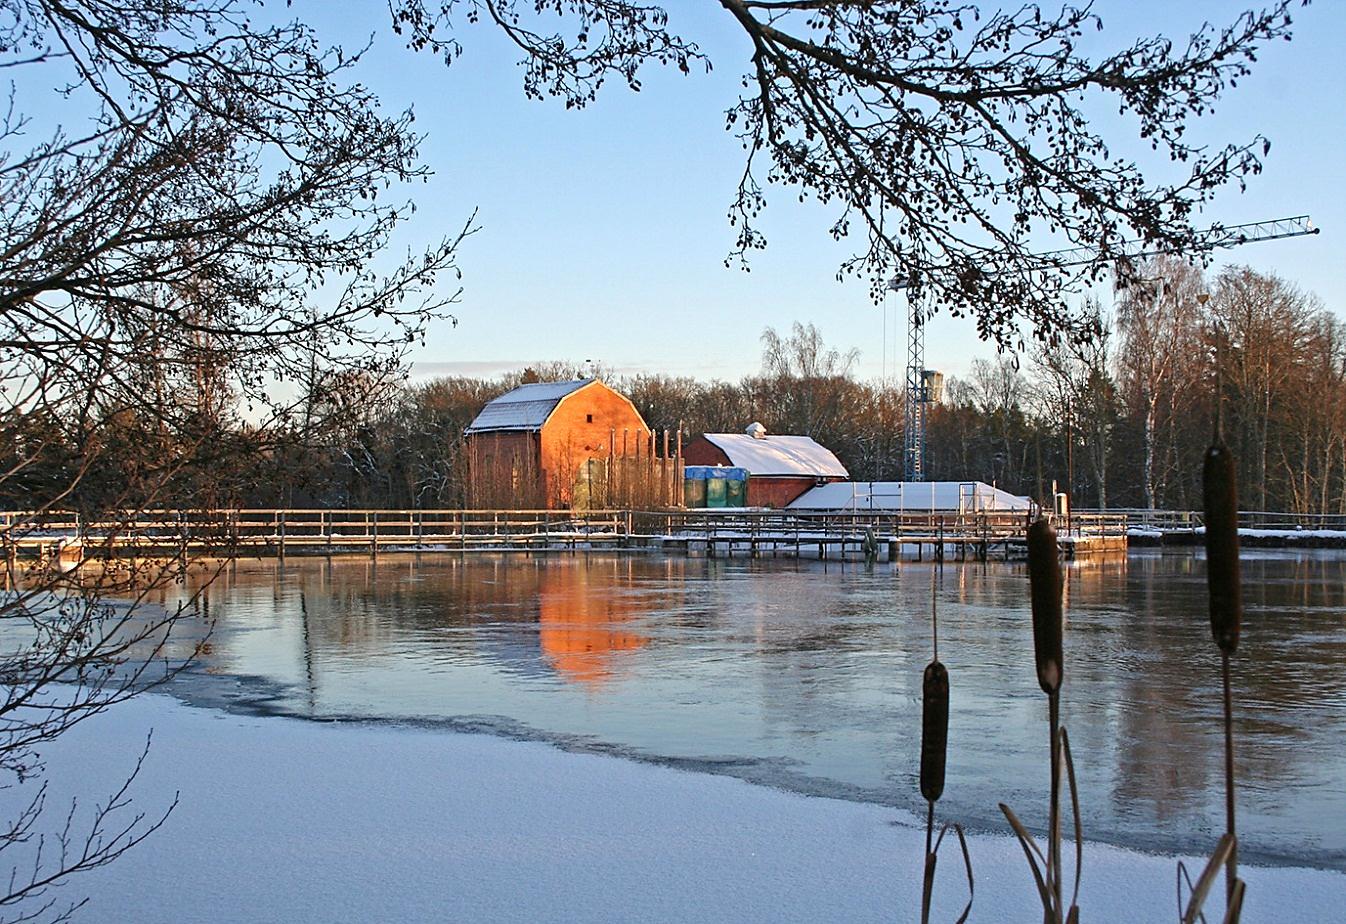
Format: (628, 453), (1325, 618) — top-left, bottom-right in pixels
(371, 512), (378, 559)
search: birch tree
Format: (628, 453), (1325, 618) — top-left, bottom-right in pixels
(1115, 257), (1206, 509)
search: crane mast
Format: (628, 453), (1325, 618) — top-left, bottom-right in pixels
(896, 215), (1319, 482)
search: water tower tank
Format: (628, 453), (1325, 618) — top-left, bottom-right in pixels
(921, 369), (945, 403)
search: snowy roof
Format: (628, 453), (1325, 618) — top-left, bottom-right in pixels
(465, 380), (593, 433)
(700, 433), (848, 478)
(788, 481), (1031, 512)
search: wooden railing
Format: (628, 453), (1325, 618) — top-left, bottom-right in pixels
(1, 506), (1130, 558)
(0, 509), (634, 556)
(1075, 508), (1346, 532)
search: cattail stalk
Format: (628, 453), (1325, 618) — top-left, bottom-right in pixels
(1203, 443), (1242, 655)
(1027, 517), (1065, 920)
(920, 562), (947, 922)
(1203, 442), (1242, 907)
(920, 659), (950, 924)
(921, 661), (949, 804)
(1027, 518), (1064, 697)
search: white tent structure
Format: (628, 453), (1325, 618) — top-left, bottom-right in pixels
(788, 481), (1031, 514)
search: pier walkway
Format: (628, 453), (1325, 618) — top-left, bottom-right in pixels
(1, 508), (1128, 563)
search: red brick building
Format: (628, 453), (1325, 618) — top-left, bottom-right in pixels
(682, 423), (849, 508)
(465, 380), (670, 509)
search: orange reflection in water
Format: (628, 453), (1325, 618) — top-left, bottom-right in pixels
(537, 561), (647, 687)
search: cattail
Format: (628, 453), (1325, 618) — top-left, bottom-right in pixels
(920, 660), (949, 803)
(1203, 442), (1242, 655)
(1027, 517), (1063, 695)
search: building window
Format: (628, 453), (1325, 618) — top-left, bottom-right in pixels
(586, 414), (593, 423)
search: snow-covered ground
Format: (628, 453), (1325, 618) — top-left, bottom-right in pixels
(15, 693), (1343, 923)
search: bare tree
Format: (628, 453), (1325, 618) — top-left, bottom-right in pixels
(1031, 297), (1117, 507)
(1206, 266), (1316, 511)
(968, 356), (1030, 487)
(760, 322), (859, 382)
(393, 0), (1300, 346)
(0, 2), (468, 918)
(757, 322), (860, 440)
(1115, 257), (1206, 509)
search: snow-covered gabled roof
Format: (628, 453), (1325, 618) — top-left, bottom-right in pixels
(788, 481), (1031, 512)
(700, 433), (848, 478)
(465, 380), (593, 433)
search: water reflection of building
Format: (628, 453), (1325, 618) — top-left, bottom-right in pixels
(197, 556), (667, 699)
(537, 559), (648, 687)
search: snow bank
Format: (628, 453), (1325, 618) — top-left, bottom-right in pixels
(15, 693), (1342, 923)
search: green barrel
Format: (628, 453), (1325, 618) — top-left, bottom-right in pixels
(725, 477), (747, 507)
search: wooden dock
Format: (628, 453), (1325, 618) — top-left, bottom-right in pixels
(1, 508), (1128, 563)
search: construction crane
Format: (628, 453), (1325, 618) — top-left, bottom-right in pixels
(894, 215), (1320, 482)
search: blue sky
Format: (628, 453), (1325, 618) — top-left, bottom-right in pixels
(304, 1), (1346, 385)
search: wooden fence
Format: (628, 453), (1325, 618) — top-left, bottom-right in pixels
(1075, 508), (1346, 532)
(1, 509), (633, 558)
(1, 507), (1129, 561)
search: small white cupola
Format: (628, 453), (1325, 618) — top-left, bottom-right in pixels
(745, 422), (767, 440)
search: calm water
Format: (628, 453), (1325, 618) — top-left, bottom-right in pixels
(168, 550), (1346, 869)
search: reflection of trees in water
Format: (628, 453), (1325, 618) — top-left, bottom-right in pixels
(1110, 554), (1220, 824)
(186, 552), (1346, 856)
(1235, 557), (1346, 721)
(1108, 554), (1346, 830)
(747, 565), (949, 775)
(1227, 557), (1346, 801)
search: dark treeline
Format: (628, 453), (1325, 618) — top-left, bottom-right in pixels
(8, 260), (1343, 514)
